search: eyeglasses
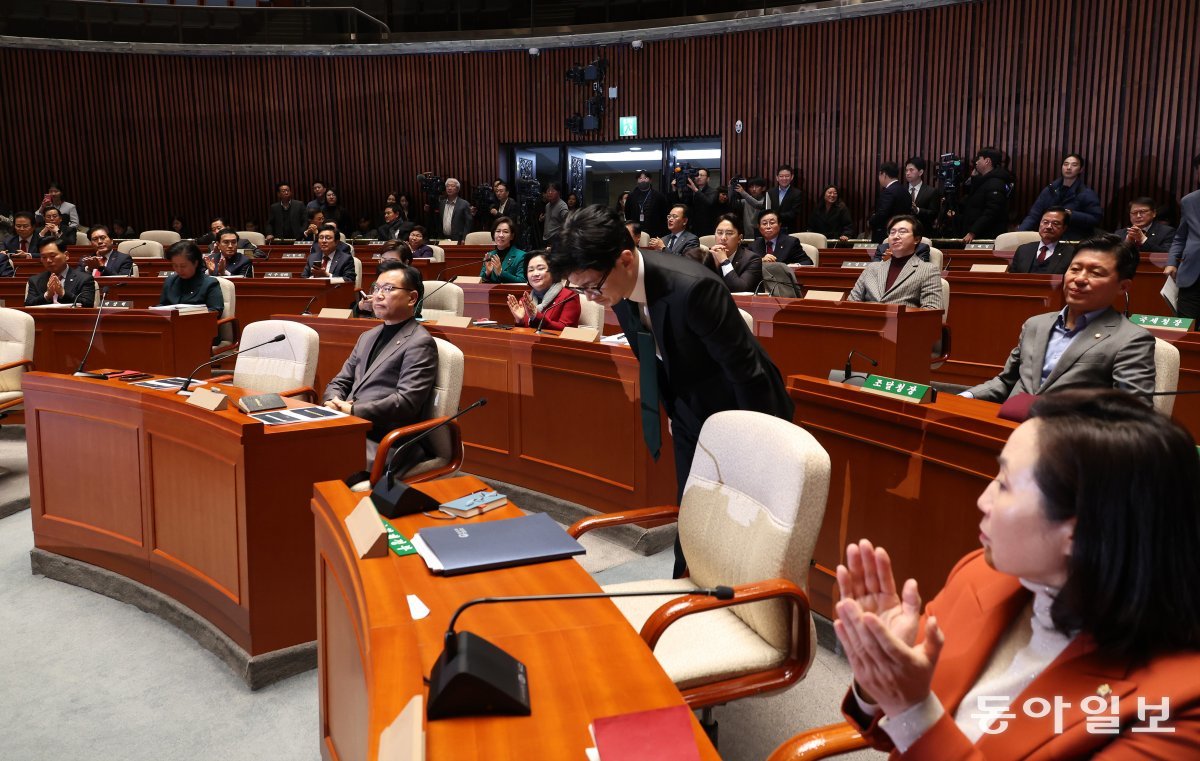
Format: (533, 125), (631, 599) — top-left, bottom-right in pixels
(566, 268), (611, 296)
(370, 283), (414, 295)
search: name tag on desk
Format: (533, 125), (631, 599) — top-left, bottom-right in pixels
(859, 374), (934, 404)
(965, 242), (994, 250)
(281, 252), (306, 259)
(264, 272), (292, 278)
(101, 300), (133, 308)
(1130, 314), (1193, 331)
(852, 242), (876, 249)
(840, 261), (870, 268)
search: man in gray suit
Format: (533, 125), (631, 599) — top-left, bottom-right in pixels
(429, 178), (474, 243)
(848, 215), (944, 310)
(965, 235), (1155, 402)
(324, 263), (438, 467)
(1165, 153), (1200, 318)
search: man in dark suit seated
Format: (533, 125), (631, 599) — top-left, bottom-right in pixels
(749, 210), (812, 265)
(79, 225), (134, 277)
(206, 228), (254, 277)
(645, 204), (699, 255)
(302, 224), (356, 281)
(1115, 196), (1176, 253)
(1008, 207), (1075, 274)
(964, 235), (1155, 402)
(26, 240), (96, 306)
(548, 205), (794, 577)
(710, 213), (763, 292)
(869, 162), (912, 243)
(35, 207), (76, 252)
(3, 212), (39, 258)
(376, 204), (406, 242)
(324, 264), (438, 468)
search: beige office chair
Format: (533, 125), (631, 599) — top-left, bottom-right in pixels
(790, 232), (827, 250)
(118, 239), (164, 258)
(928, 246), (945, 271)
(139, 230), (182, 246)
(739, 308), (755, 333)
(75, 231), (89, 246)
(213, 277), (238, 352)
(421, 281), (465, 321)
(0, 308), (35, 419)
(208, 319), (319, 401)
(800, 242), (820, 266)
(761, 262), (803, 297)
(569, 410), (829, 712)
(1153, 337), (1181, 415)
(639, 232), (651, 248)
(238, 231), (266, 248)
(367, 337), (466, 486)
(993, 231), (1040, 251)
(351, 256), (363, 289)
(698, 234), (716, 248)
(463, 231), (493, 245)
(427, 245), (446, 263)
(130, 262), (140, 277)
(578, 297), (605, 333)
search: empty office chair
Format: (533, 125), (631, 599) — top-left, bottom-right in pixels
(698, 234), (716, 248)
(367, 337), (466, 486)
(639, 231), (651, 248)
(208, 320), (319, 401)
(75, 231), (89, 246)
(761, 262), (803, 297)
(578, 297), (605, 333)
(1153, 338), (1181, 415)
(928, 246), (945, 271)
(738, 308), (755, 332)
(993, 231), (1041, 251)
(463, 231), (493, 245)
(420, 281), (464, 321)
(427, 245), (446, 263)
(0, 308), (35, 419)
(238, 231), (266, 248)
(790, 232), (827, 250)
(130, 262), (140, 278)
(569, 410), (829, 713)
(800, 242), (820, 266)
(118, 239), (164, 258)
(351, 256), (363, 289)
(139, 230), (182, 246)
(214, 277), (239, 352)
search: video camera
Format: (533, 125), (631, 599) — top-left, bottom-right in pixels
(416, 172), (444, 203)
(936, 153), (966, 195)
(474, 184), (497, 210)
(670, 162), (700, 187)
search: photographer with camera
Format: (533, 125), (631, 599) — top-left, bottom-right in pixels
(732, 176), (768, 237)
(949, 147), (1015, 243)
(670, 165), (718, 236)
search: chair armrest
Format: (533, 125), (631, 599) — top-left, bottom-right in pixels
(766, 723), (867, 761)
(278, 385), (317, 403)
(217, 315), (237, 327)
(0, 359), (34, 373)
(931, 325), (951, 366)
(369, 416), (463, 485)
(567, 506), (681, 539)
(208, 374), (234, 384)
(640, 577), (810, 651)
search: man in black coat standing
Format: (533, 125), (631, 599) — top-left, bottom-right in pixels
(869, 162), (913, 243)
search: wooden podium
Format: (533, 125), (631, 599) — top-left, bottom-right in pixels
(25, 372), (370, 688)
(313, 476), (720, 761)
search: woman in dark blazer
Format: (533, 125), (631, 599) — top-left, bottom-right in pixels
(480, 217), (527, 284)
(158, 240), (224, 312)
(808, 185), (855, 241)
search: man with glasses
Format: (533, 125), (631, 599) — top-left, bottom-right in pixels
(302, 224), (356, 281)
(1008, 207), (1075, 274)
(324, 263), (438, 468)
(1115, 197), (1175, 253)
(645, 205), (699, 255)
(205, 228), (255, 277)
(79, 225), (134, 277)
(549, 205), (794, 577)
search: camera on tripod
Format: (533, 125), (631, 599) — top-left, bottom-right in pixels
(474, 184), (497, 210)
(670, 162), (700, 187)
(937, 154), (965, 194)
(416, 172), (444, 202)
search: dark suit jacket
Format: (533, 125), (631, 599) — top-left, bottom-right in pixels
(656, 230), (699, 255)
(1115, 221), (1177, 253)
(431, 197), (473, 242)
(911, 183), (942, 231)
(376, 220), (405, 241)
(25, 267), (96, 307)
(1008, 241), (1076, 275)
(612, 253), (793, 446)
(718, 246), (764, 292)
(0, 252), (13, 278)
(869, 180), (912, 242)
(266, 200), (307, 240)
(750, 235), (813, 266)
(766, 185), (805, 233)
(302, 243), (356, 281)
(206, 251), (253, 277)
(490, 198), (522, 222)
(78, 251), (134, 277)
(2, 235), (38, 255)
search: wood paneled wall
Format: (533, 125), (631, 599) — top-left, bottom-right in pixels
(1, 0), (1197, 234)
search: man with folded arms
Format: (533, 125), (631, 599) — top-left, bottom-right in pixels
(79, 225), (134, 277)
(324, 264), (438, 468)
(1007, 207), (1075, 274)
(964, 235), (1154, 402)
(26, 239), (95, 306)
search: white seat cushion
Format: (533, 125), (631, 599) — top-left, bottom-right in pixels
(0, 391), (23, 405)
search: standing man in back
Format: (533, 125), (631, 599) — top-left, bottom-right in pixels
(1165, 154), (1200, 318)
(766, 164), (805, 234)
(266, 182), (307, 242)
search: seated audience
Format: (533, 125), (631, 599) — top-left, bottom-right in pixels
(849, 215), (943, 309)
(808, 184), (854, 241)
(750, 210), (812, 265)
(964, 235), (1153, 402)
(36, 183), (79, 227)
(302, 224), (356, 281)
(1114, 196), (1176, 253)
(157, 240), (224, 312)
(205, 228), (254, 277)
(480, 217), (527, 283)
(353, 246), (422, 318)
(169, 215), (192, 240)
(4, 212), (38, 256)
(323, 188), (352, 233)
(506, 253), (581, 330)
(324, 263), (438, 468)
(299, 208), (326, 242)
(110, 219), (136, 239)
(376, 204), (406, 241)
(36, 207), (76, 251)
(710, 212), (763, 292)
(1007, 207), (1075, 274)
(26, 240), (96, 306)
(646, 204), (700, 255)
(80, 225), (134, 277)
(834, 389), (1200, 758)
(407, 225), (434, 259)
(1018, 153), (1102, 240)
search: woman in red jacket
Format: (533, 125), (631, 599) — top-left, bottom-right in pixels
(505, 253), (581, 330)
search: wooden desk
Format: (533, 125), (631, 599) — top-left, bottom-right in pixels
(787, 375), (1016, 619)
(1167, 332), (1200, 438)
(20, 308), (217, 376)
(277, 316), (678, 515)
(732, 296), (943, 384)
(313, 476), (720, 761)
(25, 372), (370, 687)
(457, 282), (529, 323)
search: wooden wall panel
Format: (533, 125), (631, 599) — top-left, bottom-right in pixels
(1, 0), (1197, 237)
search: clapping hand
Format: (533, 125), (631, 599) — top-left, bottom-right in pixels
(505, 292), (527, 322)
(485, 255), (501, 276)
(47, 273), (65, 298)
(834, 539), (943, 717)
(1126, 227), (1147, 246)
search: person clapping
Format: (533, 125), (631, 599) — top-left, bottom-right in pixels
(505, 253), (580, 330)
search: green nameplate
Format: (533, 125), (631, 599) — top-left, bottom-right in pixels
(861, 374), (934, 403)
(380, 517), (417, 556)
(1130, 314), (1193, 331)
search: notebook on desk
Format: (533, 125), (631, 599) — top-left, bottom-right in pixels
(412, 512), (584, 575)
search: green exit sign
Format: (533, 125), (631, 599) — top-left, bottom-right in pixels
(619, 116), (638, 137)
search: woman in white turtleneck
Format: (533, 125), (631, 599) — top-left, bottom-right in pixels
(827, 389), (1200, 760)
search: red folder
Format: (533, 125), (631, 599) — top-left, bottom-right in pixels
(589, 704), (701, 761)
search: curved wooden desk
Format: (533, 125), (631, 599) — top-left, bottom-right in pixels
(313, 476), (720, 761)
(25, 372), (370, 687)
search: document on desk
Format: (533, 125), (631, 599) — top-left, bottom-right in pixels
(412, 512), (585, 576)
(248, 406), (349, 426)
(131, 376), (207, 391)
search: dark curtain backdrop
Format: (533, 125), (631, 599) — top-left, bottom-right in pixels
(1, 0), (1196, 234)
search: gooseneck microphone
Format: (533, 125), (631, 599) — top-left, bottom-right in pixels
(177, 333), (286, 394)
(427, 585), (735, 720)
(532, 293), (572, 333)
(438, 257), (490, 281)
(844, 349), (878, 381)
(300, 282), (344, 315)
(73, 282), (127, 378)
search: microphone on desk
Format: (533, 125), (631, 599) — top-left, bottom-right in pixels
(828, 349), (878, 387)
(428, 585), (735, 720)
(177, 333), (286, 394)
(300, 282), (343, 315)
(124, 241), (149, 258)
(752, 276), (804, 298)
(246, 241), (269, 260)
(365, 398), (487, 518)
(73, 282), (126, 378)
(70, 275), (123, 308)
(532, 293), (572, 334)
(438, 257), (489, 281)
